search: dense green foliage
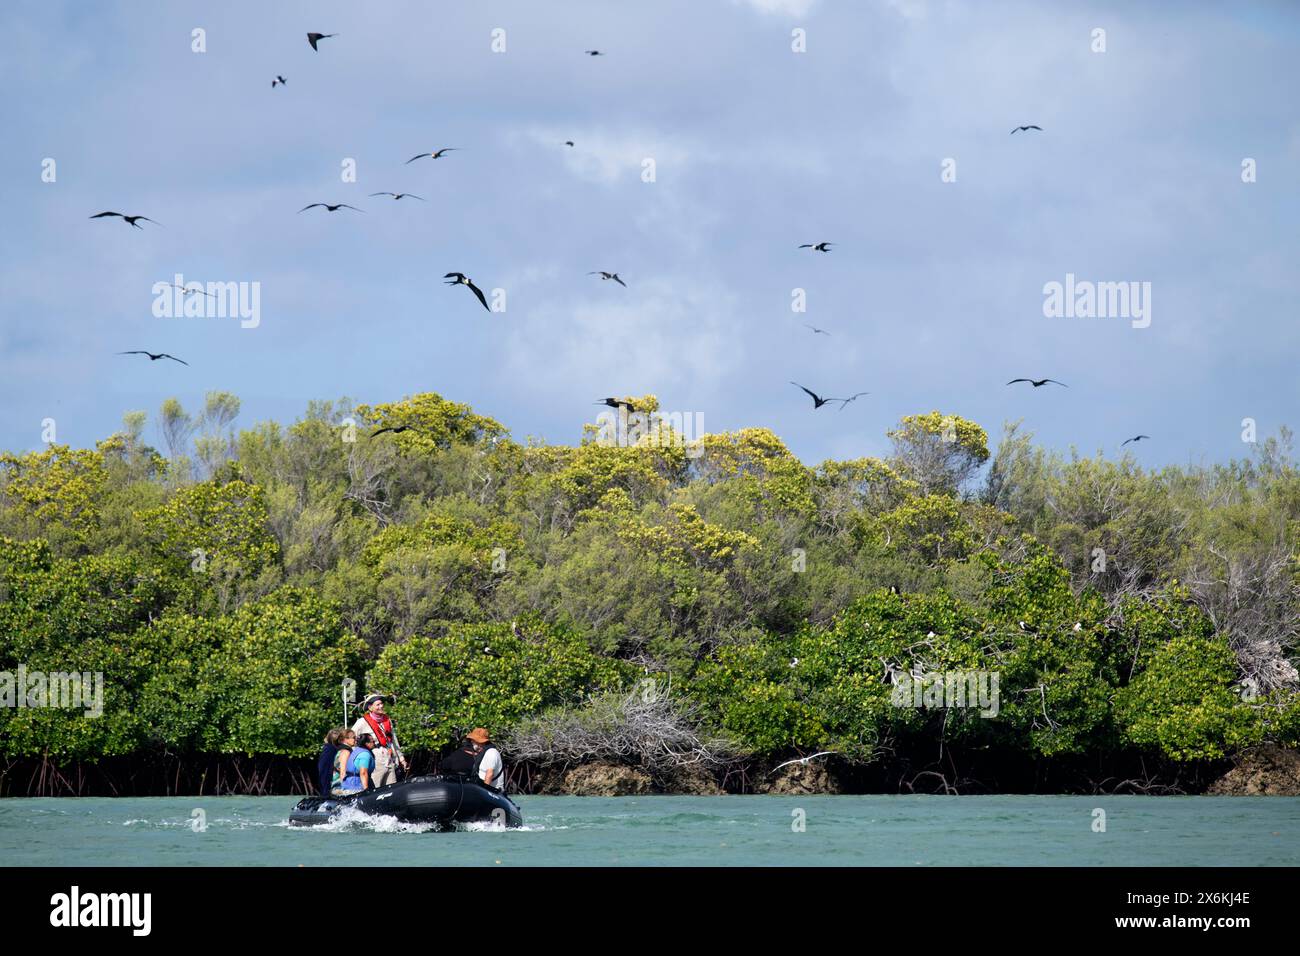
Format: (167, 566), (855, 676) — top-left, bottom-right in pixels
(2, 393), (1297, 775)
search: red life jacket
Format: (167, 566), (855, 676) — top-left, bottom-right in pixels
(363, 712), (394, 748)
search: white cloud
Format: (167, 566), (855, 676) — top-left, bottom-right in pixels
(502, 277), (743, 408)
(730, 0), (820, 16)
(886, 0), (928, 20)
(517, 126), (709, 186)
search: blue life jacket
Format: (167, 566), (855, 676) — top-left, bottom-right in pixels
(343, 747), (373, 792)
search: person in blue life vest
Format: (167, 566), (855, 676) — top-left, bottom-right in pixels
(341, 733), (375, 793)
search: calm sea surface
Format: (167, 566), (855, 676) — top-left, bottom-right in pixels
(1, 795), (1297, 866)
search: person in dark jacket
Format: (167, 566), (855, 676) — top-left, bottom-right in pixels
(317, 727), (348, 797)
(439, 736), (482, 776)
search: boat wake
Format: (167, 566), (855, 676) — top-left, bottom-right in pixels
(287, 804), (549, 834)
(290, 804), (444, 834)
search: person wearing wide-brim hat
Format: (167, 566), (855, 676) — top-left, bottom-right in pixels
(351, 694), (407, 787)
(467, 727), (504, 791)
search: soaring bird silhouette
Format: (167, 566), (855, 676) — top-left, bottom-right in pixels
(803, 324), (830, 336)
(584, 50), (604, 56)
(589, 271), (626, 287)
(444, 273), (490, 312)
(1011, 125), (1043, 134)
(595, 397), (638, 411)
(90, 211), (158, 229)
(271, 75), (286, 88)
(1007, 378), (1067, 388)
(371, 425), (422, 438)
(306, 33), (336, 51)
(118, 350), (187, 366)
(369, 192), (424, 201)
(406, 149), (458, 163)
(799, 242), (833, 252)
(564, 140), (575, 147)
(170, 282), (214, 298)
(791, 382), (864, 410)
(298, 203), (363, 213)
(1121, 435), (1152, 446)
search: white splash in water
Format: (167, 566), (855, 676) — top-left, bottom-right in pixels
(291, 804), (444, 834)
(287, 804), (548, 834)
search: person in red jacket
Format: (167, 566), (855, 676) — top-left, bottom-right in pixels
(350, 694), (408, 787)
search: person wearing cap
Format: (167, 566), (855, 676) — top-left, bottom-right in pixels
(351, 694), (408, 788)
(468, 728), (504, 790)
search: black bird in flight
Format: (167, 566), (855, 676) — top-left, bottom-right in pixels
(170, 282), (214, 298)
(1121, 435), (1152, 446)
(271, 75), (286, 88)
(585, 50), (604, 56)
(799, 242), (833, 252)
(406, 149), (458, 163)
(371, 425), (421, 438)
(803, 324), (830, 336)
(791, 382), (862, 410)
(589, 271), (626, 287)
(369, 192), (424, 201)
(118, 351), (187, 366)
(307, 33), (336, 51)
(298, 203), (363, 213)
(564, 140), (575, 147)
(445, 273), (490, 312)
(90, 211), (159, 229)
(1011, 125), (1043, 134)
(1007, 378), (1067, 388)
(595, 397), (638, 411)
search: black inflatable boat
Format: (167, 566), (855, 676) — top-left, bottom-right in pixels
(289, 774), (523, 829)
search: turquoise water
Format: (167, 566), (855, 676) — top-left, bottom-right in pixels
(1, 795), (1297, 866)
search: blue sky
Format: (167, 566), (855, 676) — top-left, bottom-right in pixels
(2, 0), (1297, 469)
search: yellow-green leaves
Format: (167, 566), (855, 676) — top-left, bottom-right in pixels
(137, 474), (278, 583)
(888, 411), (990, 496)
(367, 621), (630, 751)
(1116, 631), (1261, 760)
(358, 392), (509, 451)
(0, 445), (109, 552)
